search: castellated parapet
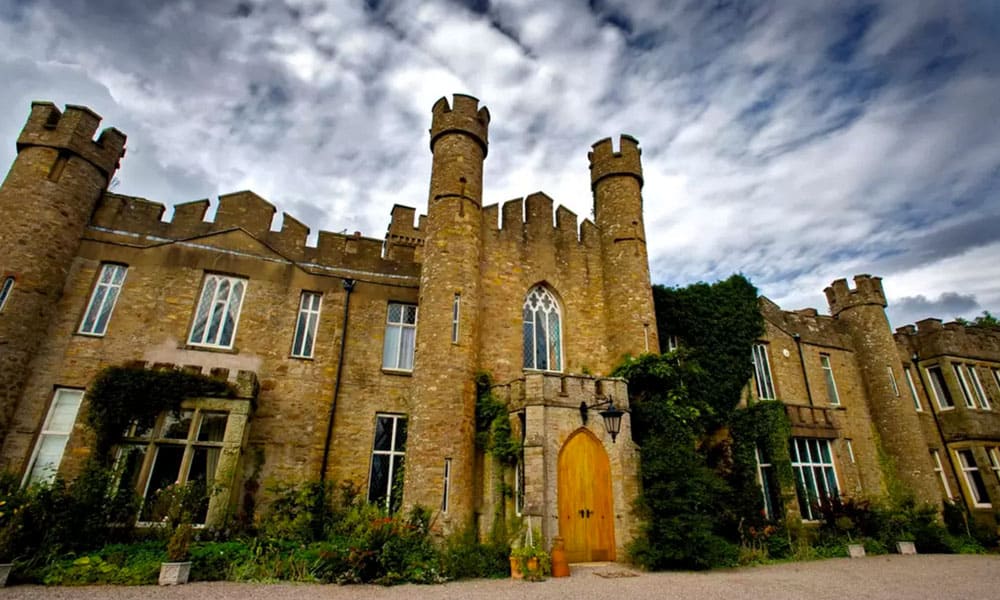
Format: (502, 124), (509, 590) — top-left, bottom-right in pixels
(588, 135), (643, 190)
(824, 274), (887, 316)
(17, 102), (126, 180)
(430, 94), (490, 157)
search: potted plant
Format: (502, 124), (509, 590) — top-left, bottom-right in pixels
(159, 522), (193, 585)
(509, 519), (551, 582)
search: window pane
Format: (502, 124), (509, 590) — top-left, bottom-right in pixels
(27, 434), (69, 484)
(403, 305), (417, 324)
(389, 455), (406, 513)
(374, 417), (392, 451)
(141, 445), (185, 520)
(292, 310), (308, 356)
(382, 325), (400, 369)
(394, 417), (408, 450)
(535, 311), (547, 370)
(399, 326), (415, 370)
(548, 311), (561, 371)
(47, 390), (83, 433)
(197, 412), (228, 442)
(94, 285), (121, 334)
(162, 411), (194, 440)
(387, 303), (402, 324)
(368, 454), (389, 506)
(522, 318), (534, 369)
(81, 285), (108, 332)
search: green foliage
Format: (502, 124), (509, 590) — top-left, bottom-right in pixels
(39, 542), (165, 585)
(0, 463), (139, 570)
(954, 310), (999, 328)
(166, 524), (193, 562)
(729, 401), (793, 528)
(257, 481), (333, 543)
(474, 372), (520, 465)
(86, 366), (233, 457)
(439, 527), (510, 580)
(188, 541), (253, 581)
(652, 275), (764, 425)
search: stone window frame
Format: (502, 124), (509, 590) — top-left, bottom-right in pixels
(382, 302), (417, 371)
(78, 263), (128, 336)
(0, 275), (14, 312)
(819, 353), (840, 406)
(751, 343), (775, 400)
(367, 413), (408, 513)
(120, 397), (250, 527)
(955, 448), (991, 508)
(188, 274), (248, 350)
(23, 387), (84, 487)
(441, 458), (452, 513)
(790, 437), (840, 521)
(930, 448), (954, 501)
(925, 365), (954, 410)
(522, 285), (563, 372)
(904, 367), (923, 411)
(291, 291), (322, 359)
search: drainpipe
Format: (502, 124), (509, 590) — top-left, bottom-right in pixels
(320, 278), (355, 482)
(793, 333), (813, 406)
(913, 352), (969, 509)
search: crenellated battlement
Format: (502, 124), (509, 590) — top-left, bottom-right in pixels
(481, 192), (600, 248)
(385, 204), (426, 262)
(16, 102), (126, 180)
(894, 316), (1000, 362)
(89, 191), (420, 275)
(588, 134), (643, 189)
(825, 274), (887, 316)
(430, 94), (490, 157)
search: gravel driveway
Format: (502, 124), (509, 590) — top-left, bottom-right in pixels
(2, 555), (998, 600)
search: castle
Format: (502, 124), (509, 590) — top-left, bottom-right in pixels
(0, 95), (997, 560)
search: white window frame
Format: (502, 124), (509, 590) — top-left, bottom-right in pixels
(905, 367), (922, 411)
(790, 437), (840, 521)
(367, 413), (407, 512)
(754, 445), (780, 521)
(845, 439), (856, 464)
(820, 354), (840, 406)
(993, 368), (1000, 396)
(986, 447), (1000, 487)
(931, 449), (953, 501)
(926, 366), (954, 410)
(666, 335), (679, 352)
(956, 449), (991, 507)
(887, 366), (899, 397)
(291, 291), (322, 358)
(966, 365), (990, 410)
(0, 275), (14, 312)
(451, 293), (460, 344)
(953, 364), (976, 408)
(78, 263), (128, 336)
(382, 302), (417, 371)
(23, 388), (84, 486)
(751, 343), (775, 400)
(188, 274), (247, 349)
(522, 286), (563, 372)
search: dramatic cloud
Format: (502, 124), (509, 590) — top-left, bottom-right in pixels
(889, 292), (981, 329)
(1, 0), (997, 327)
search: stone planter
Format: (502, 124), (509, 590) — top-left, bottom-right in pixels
(0, 563), (11, 586)
(159, 561), (191, 586)
(847, 544), (866, 558)
(896, 541), (917, 555)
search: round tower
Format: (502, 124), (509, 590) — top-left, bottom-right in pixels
(0, 102), (126, 441)
(589, 135), (659, 365)
(404, 95), (489, 531)
(825, 275), (939, 505)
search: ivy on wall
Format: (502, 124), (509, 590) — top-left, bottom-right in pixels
(474, 372), (519, 466)
(614, 274), (793, 569)
(86, 366), (234, 458)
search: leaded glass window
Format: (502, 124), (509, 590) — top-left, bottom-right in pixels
(189, 274), (247, 349)
(522, 286), (562, 371)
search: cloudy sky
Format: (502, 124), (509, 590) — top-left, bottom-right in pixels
(1, 0), (997, 327)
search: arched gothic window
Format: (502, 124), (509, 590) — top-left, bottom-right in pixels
(523, 285), (562, 371)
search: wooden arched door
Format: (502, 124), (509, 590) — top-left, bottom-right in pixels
(558, 429), (616, 562)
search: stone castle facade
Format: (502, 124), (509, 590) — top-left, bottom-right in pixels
(0, 95), (997, 557)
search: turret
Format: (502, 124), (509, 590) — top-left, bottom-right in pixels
(589, 135), (659, 363)
(824, 275), (939, 505)
(0, 103), (126, 440)
(404, 95), (489, 531)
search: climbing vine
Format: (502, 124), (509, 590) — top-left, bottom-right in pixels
(614, 274), (774, 569)
(86, 366), (234, 459)
(474, 372), (520, 466)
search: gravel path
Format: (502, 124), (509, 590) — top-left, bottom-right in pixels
(2, 555), (999, 600)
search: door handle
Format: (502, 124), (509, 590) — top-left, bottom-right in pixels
(585, 509), (593, 518)
(579, 509), (586, 518)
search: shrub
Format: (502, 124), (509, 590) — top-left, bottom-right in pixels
(39, 542), (165, 585)
(189, 541), (253, 581)
(440, 527), (509, 580)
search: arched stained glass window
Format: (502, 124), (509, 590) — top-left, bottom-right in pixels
(523, 286), (562, 371)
